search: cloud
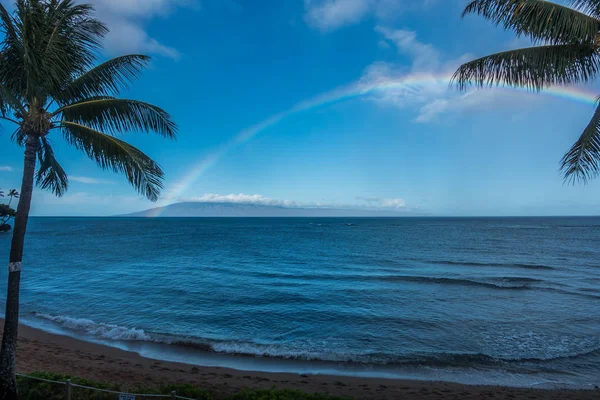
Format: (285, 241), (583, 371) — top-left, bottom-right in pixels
(304, 0), (373, 31)
(80, 0), (194, 59)
(69, 176), (115, 185)
(182, 193), (299, 207)
(178, 193), (411, 211)
(304, 0), (433, 32)
(375, 26), (440, 70)
(356, 196), (407, 209)
(360, 27), (524, 122)
(31, 191), (414, 216)
(415, 90), (504, 123)
(0, 166), (13, 172)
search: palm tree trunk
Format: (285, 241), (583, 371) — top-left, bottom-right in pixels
(0, 135), (39, 400)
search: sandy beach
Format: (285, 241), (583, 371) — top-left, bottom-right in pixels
(3, 321), (596, 400)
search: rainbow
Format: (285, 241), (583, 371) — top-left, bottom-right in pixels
(151, 73), (598, 216)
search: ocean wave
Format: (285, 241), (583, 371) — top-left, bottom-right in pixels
(168, 340), (600, 367)
(225, 269), (547, 289)
(34, 313), (151, 341)
(376, 275), (544, 289)
(429, 260), (555, 270)
(30, 313), (600, 368)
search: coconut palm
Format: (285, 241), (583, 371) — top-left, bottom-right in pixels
(453, 0), (600, 182)
(0, 1), (177, 397)
(5, 190), (18, 207)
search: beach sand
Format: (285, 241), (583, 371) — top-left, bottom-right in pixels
(6, 322), (598, 400)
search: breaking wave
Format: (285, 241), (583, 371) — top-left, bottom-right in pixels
(30, 313), (600, 368)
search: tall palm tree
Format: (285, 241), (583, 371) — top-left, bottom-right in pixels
(5, 191), (18, 208)
(453, 0), (600, 182)
(0, 1), (177, 397)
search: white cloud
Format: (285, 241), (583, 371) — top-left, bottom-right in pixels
(182, 193), (299, 207)
(304, 0), (433, 31)
(415, 90), (503, 123)
(356, 196), (407, 209)
(80, 0), (194, 59)
(179, 193), (411, 211)
(304, 0), (372, 32)
(359, 27), (525, 122)
(69, 176), (115, 185)
(31, 191), (413, 215)
(375, 26), (440, 70)
(0, 166), (13, 172)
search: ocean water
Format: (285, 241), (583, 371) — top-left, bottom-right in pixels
(0, 217), (599, 388)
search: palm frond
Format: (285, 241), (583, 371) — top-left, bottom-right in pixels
(560, 101), (600, 182)
(570, 0), (600, 19)
(0, 82), (26, 117)
(0, 3), (25, 103)
(463, 0), (600, 44)
(452, 44), (600, 91)
(11, 127), (26, 147)
(0, 0), (107, 103)
(40, 0), (107, 100)
(56, 55), (151, 104)
(36, 136), (68, 196)
(61, 121), (165, 201)
(55, 98), (177, 138)
(0, 3), (18, 40)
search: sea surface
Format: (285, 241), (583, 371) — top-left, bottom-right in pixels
(0, 217), (599, 388)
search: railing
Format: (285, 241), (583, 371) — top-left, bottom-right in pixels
(16, 373), (201, 400)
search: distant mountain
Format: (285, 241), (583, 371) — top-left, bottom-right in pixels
(124, 202), (414, 217)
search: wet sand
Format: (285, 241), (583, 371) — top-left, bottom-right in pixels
(6, 322), (599, 399)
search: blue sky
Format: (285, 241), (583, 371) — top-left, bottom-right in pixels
(1, 0), (600, 216)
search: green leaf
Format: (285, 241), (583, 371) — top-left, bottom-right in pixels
(61, 121), (165, 201)
(57, 54), (151, 104)
(452, 44), (600, 91)
(36, 137), (69, 197)
(0, 81), (26, 117)
(55, 98), (178, 138)
(463, 0), (600, 44)
(570, 0), (600, 19)
(560, 101), (600, 182)
(0, 0), (107, 104)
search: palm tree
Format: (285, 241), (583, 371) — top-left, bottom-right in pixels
(453, 0), (600, 182)
(0, 1), (177, 397)
(5, 191), (18, 208)
(0, 190), (3, 198)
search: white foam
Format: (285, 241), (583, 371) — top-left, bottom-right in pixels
(34, 313), (151, 341)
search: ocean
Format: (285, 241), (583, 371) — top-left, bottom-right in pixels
(0, 217), (599, 389)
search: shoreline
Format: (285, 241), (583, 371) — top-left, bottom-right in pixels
(20, 314), (599, 389)
(6, 321), (599, 400)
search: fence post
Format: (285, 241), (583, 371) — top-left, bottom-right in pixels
(171, 390), (177, 399)
(65, 379), (72, 400)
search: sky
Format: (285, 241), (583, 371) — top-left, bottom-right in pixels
(1, 0), (600, 216)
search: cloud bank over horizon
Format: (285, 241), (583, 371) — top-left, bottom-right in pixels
(173, 193), (412, 211)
